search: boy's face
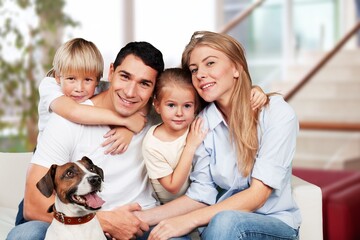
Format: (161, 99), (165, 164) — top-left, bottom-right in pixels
(108, 54), (157, 117)
(56, 71), (98, 103)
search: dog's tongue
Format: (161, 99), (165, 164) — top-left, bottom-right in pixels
(84, 193), (105, 209)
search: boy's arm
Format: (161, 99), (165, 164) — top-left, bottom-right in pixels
(101, 127), (134, 155)
(50, 96), (146, 133)
(158, 118), (208, 194)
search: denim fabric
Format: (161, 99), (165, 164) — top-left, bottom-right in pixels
(201, 211), (299, 240)
(7, 221), (49, 240)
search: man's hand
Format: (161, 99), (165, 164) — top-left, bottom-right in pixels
(97, 203), (149, 240)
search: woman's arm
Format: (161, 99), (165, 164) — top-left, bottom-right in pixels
(50, 96), (146, 133)
(158, 118), (207, 194)
(147, 178), (272, 240)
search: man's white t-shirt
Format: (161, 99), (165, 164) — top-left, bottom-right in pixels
(32, 99), (158, 210)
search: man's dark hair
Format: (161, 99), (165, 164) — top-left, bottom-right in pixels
(113, 41), (164, 77)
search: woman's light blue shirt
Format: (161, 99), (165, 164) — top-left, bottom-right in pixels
(186, 95), (302, 229)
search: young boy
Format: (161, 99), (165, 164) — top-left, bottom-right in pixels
(38, 38), (146, 154)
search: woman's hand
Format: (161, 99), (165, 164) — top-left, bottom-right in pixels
(148, 215), (195, 240)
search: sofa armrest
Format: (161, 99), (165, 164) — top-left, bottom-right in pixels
(292, 175), (323, 240)
(0, 152), (33, 209)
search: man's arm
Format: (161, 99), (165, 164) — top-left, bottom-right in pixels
(23, 164), (54, 222)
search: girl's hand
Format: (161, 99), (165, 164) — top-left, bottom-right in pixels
(102, 127), (134, 154)
(186, 117), (208, 151)
(250, 86), (268, 110)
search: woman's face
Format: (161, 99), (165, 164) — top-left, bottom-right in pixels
(188, 45), (239, 107)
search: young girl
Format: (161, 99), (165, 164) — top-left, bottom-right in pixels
(142, 68), (207, 204)
(137, 31), (301, 240)
(38, 38), (146, 154)
(142, 68), (267, 205)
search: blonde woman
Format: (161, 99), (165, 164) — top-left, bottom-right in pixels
(137, 31), (301, 240)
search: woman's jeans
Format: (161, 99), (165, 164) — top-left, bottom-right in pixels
(200, 210), (299, 240)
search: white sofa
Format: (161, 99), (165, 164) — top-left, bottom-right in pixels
(0, 152), (323, 240)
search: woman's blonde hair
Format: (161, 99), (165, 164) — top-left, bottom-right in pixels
(47, 38), (104, 81)
(182, 31), (260, 177)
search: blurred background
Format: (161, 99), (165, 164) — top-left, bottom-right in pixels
(0, 0), (359, 171)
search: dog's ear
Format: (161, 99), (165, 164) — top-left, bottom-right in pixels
(94, 165), (104, 181)
(36, 164), (57, 198)
(82, 156), (104, 181)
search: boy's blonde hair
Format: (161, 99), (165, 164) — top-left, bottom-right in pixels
(47, 38), (104, 81)
(182, 31), (260, 177)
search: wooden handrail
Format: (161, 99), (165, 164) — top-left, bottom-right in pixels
(285, 20), (360, 102)
(218, 0), (266, 33)
(300, 121), (360, 131)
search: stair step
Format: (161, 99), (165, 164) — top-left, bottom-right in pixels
(285, 65), (360, 82)
(293, 131), (360, 170)
(296, 49), (360, 66)
(289, 99), (360, 122)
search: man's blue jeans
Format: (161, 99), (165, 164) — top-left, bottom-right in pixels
(200, 210), (299, 240)
(6, 221), (49, 240)
(6, 221), (191, 240)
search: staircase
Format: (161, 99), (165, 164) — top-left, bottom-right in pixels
(270, 49), (360, 170)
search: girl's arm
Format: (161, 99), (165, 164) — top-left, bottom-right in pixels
(158, 118), (208, 194)
(50, 96), (146, 133)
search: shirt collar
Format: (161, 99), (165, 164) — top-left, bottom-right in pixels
(203, 103), (229, 130)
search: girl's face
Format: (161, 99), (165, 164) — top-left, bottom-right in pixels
(154, 84), (196, 135)
(188, 45), (239, 107)
(56, 71), (98, 103)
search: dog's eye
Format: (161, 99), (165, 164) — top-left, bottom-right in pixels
(89, 166), (95, 172)
(65, 170), (74, 178)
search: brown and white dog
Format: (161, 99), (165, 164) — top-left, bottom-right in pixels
(36, 156), (106, 240)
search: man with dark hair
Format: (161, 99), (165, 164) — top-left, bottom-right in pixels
(7, 41), (164, 240)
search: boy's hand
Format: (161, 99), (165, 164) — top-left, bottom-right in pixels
(102, 127), (134, 154)
(250, 86), (268, 110)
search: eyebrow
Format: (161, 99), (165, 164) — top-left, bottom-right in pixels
(189, 55), (217, 67)
(119, 69), (154, 85)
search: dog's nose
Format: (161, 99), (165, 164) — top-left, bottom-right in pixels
(88, 175), (102, 187)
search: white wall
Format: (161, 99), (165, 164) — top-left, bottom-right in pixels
(134, 0), (218, 68)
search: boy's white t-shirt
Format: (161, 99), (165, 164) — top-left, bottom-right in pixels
(37, 77), (63, 143)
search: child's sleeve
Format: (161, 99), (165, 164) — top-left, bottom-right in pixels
(39, 77), (63, 113)
(37, 77), (63, 133)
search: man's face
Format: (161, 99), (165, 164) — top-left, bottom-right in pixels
(108, 54), (157, 117)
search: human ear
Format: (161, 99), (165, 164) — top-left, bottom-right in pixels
(108, 63), (115, 82)
(55, 75), (61, 84)
(153, 98), (161, 114)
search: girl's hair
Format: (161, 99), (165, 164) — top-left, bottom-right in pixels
(182, 31), (260, 177)
(46, 38), (104, 81)
(154, 68), (202, 114)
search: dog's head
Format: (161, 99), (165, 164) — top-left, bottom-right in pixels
(36, 156), (105, 211)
